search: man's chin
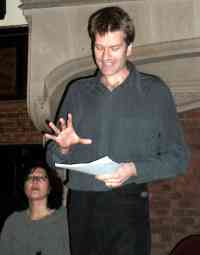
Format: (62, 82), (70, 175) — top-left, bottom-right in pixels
(101, 69), (116, 77)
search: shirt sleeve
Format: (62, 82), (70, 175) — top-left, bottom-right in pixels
(129, 81), (190, 184)
(45, 84), (76, 169)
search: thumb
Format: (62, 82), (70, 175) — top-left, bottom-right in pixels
(79, 138), (92, 144)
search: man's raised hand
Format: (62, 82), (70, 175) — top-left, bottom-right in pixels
(44, 113), (92, 153)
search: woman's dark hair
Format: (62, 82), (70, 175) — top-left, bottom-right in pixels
(22, 161), (64, 210)
(88, 6), (135, 46)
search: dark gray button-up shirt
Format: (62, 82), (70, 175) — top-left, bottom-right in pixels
(46, 63), (190, 191)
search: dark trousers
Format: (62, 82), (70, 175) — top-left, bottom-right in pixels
(68, 184), (151, 255)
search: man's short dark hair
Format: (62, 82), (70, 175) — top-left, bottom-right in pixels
(88, 6), (135, 46)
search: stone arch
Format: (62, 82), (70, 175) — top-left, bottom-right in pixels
(28, 37), (200, 131)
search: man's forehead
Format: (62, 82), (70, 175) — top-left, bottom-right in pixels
(95, 31), (125, 43)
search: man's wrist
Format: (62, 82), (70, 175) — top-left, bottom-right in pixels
(59, 146), (70, 154)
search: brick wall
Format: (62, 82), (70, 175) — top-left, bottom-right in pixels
(150, 109), (200, 255)
(0, 100), (42, 144)
(0, 100), (200, 255)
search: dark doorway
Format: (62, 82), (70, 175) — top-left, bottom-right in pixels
(0, 26), (28, 100)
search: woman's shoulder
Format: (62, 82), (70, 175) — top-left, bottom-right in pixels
(2, 210), (27, 228)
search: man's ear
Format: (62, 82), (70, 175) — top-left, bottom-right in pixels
(127, 43), (133, 57)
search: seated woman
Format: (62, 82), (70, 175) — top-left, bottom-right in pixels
(0, 162), (70, 255)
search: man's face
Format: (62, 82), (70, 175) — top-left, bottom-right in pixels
(94, 30), (132, 80)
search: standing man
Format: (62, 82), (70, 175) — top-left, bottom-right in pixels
(45, 6), (189, 255)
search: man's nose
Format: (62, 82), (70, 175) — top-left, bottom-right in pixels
(102, 48), (111, 59)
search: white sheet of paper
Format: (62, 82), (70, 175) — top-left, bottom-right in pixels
(55, 156), (120, 175)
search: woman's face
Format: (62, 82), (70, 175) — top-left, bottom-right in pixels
(24, 167), (50, 203)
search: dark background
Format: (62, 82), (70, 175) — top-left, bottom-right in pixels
(0, 26), (39, 232)
(0, 26), (28, 100)
(0, 0), (6, 20)
(0, 144), (44, 231)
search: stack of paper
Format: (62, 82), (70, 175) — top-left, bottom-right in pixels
(55, 156), (119, 175)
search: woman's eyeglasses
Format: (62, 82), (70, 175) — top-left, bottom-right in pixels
(26, 176), (48, 183)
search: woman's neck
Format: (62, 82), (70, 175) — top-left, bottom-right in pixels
(28, 202), (54, 220)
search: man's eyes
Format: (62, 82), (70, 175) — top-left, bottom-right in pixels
(95, 45), (121, 51)
(111, 46), (120, 51)
(95, 45), (103, 51)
